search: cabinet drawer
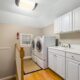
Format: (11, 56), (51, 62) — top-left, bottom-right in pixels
(48, 48), (54, 52)
(66, 52), (80, 62)
(48, 48), (65, 56)
(48, 51), (56, 55)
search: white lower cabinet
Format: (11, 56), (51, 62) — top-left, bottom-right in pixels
(79, 65), (80, 80)
(48, 48), (80, 80)
(56, 55), (65, 79)
(48, 50), (65, 79)
(66, 58), (79, 80)
(48, 52), (57, 71)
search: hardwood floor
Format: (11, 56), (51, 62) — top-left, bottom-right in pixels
(13, 69), (63, 80)
(24, 59), (41, 74)
(24, 69), (63, 80)
(8, 77), (16, 80)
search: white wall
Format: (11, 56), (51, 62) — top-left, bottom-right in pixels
(42, 24), (80, 44)
(0, 24), (42, 78)
(60, 32), (80, 44)
(0, 10), (42, 27)
(42, 24), (59, 38)
(0, 23), (80, 79)
(0, 10), (80, 79)
(42, 24), (54, 36)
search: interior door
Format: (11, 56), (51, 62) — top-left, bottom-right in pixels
(66, 58), (79, 80)
(56, 55), (65, 79)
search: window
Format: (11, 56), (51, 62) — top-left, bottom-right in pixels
(20, 33), (32, 47)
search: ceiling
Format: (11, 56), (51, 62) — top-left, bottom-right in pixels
(0, 0), (80, 28)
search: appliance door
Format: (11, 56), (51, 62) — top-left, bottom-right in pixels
(36, 40), (42, 52)
(32, 40), (35, 50)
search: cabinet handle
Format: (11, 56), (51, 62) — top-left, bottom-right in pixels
(72, 56), (74, 57)
(72, 56), (75, 59)
(54, 55), (56, 56)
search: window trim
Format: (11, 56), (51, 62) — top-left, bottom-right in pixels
(20, 33), (33, 47)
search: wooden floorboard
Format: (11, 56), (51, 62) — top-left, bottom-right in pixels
(24, 59), (41, 74)
(8, 77), (16, 80)
(13, 69), (63, 80)
(24, 69), (63, 80)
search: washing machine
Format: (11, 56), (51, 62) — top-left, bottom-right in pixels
(35, 36), (56, 69)
(31, 39), (36, 62)
(31, 37), (38, 63)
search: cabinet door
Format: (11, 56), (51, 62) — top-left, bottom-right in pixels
(61, 12), (73, 32)
(48, 53), (53, 69)
(52, 54), (57, 72)
(56, 55), (65, 79)
(58, 17), (62, 33)
(73, 7), (80, 31)
(54, 17), (62, 33)
(66, 58), (79, 80)
(79, 64), (80, 80)
(48, 52), (57, 71)
(54, 19), (58, 33)
(54, 19), (60, 33)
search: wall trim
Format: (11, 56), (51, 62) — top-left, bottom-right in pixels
(24, 56), (32, 60)
(0, 75), (16, 80)
(0, 47), (11, 50)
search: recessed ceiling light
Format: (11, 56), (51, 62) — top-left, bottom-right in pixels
(15, 0), (38, 11)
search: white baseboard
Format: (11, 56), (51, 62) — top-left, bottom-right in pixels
(24, 56), (32, 60)
(0, 75), (16, 80)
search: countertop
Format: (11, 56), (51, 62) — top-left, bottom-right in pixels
(48, 46), (80, 55)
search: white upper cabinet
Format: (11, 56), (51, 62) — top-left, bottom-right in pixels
(54, 12), (73, 33)
(73, 7), (80, 31)
(54, 6), (80, 33)
(66, 58), (79, 80)
(54, 17), (62, 33)
(61, 12), (73, 33)
(54, 18), (59, 33)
